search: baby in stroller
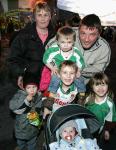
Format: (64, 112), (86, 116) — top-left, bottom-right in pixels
(49, 120), (100, 150)
(44, 104), (101, 150)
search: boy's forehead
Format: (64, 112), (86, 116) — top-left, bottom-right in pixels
(59, 35), (74, 41)
(60, 66), (77, 74)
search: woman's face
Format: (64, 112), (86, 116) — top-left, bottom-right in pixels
(35, 9), (51, 29)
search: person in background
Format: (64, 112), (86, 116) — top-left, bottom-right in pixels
(8, 2), (55, 89)
(41, 26), (86, 101)
(85, 72), (116, 146)
(9, 72), (42, 150)
(47, 14), (111, 84)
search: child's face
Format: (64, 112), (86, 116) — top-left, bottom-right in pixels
(58, 35), (74, 52)
(93, 81), (108, 98)
(60, 66), (76, 86)
(61, 127), (76, 142)
(25, 84), (38, 96)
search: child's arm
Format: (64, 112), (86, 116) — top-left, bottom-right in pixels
(9, 90), (33, 114)
(43, 107), (51, 119)
(42, 96), (54, 119)
(46, 63), (58, 75)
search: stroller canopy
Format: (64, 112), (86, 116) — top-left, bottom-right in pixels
(49, 104), (101, 134)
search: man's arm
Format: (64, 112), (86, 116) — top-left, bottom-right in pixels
(82, 43), (111, 78)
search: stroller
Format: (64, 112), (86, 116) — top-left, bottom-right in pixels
(43, 104), (101, 150)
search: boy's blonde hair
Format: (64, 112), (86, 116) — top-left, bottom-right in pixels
(56, 26), (76, 41)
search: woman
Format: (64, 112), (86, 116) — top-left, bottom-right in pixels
(8, 2), (55, 89)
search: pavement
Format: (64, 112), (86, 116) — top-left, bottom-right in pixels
(0, 40), (116, 150)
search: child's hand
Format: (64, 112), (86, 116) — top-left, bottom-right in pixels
(51, 67), (58, 75)
(26, 94), (34, 102)
(76, 69), (81, 78)
(104, 130), (110, 140)
(43, 107), (51, 119)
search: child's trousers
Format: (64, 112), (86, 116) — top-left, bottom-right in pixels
(17, 136), (38, 150)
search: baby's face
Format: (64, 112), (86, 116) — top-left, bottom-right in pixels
(61, 127), (76, 142)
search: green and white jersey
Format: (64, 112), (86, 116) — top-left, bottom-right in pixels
(43, 44), (85, 69)
(85, 96), (116, 125)
(53, 83), (78, 112)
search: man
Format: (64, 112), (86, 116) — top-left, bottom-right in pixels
(47, 14), (111, 84)
(75, 14), (111, 83)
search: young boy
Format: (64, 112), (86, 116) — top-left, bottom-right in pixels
(41, 26), (86, 99)
(49, 120), (100, 150)
(43, 60), (84, 118)
(9, 72), (42, 150)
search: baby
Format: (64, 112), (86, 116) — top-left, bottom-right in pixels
(49, 120), (100, 150)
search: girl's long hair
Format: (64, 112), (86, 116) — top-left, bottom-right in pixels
(87, 72), (114, 103)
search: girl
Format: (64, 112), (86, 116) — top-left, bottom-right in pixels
(85, 72), (116, 141)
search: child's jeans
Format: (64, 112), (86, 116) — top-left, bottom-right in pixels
(17, 136), (37, 150)
(48, 75), (86, 93)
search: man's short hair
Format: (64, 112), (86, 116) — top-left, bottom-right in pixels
(79, 14), (102, 33)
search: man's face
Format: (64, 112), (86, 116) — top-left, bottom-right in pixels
(79, 25), (100, 49)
